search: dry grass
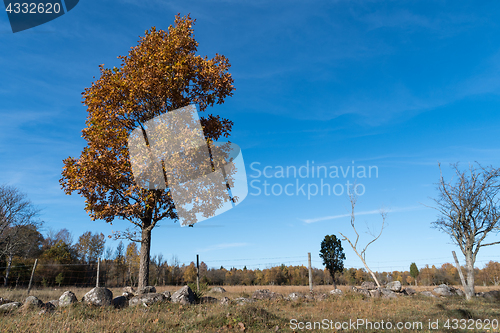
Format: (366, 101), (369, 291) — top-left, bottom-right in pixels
(1, 285), (499, 332)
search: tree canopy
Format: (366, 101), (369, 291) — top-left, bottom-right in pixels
(60, 14), (235, 289)
(319, 234), (346, 289)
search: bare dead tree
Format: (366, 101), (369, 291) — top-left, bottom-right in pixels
(339, 191), (386, 288)
(0, 184), (42, 286)
(431, 162), (500, 300)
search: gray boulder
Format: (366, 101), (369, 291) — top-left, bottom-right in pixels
(210, 286), (226, 293)
(40, 301), (56, 313)
(200, 296), (218, 304)
(289, 292), (306, 300)
(0, 298), (13, 305)
(137, 286), (156, 295)
(0, 302), (21, 313)
(402, 288), (416, 296)
(171, 286), (195, 305)
(220, 297), (231, 305)
(369, 289), (381, 298)
(380, 288), (398, 299)
(452, 287), (464, 296)
(161, 291), (171, 301)
(122, 286), (135, 295)
(420, 291), (436, 298)
(234, 297), (254, 305)
(355, 288), (371, 297)
(24, 296), (44, 309)
(361, 281), (376, 290)
(329, 289), (343, 296)
(48, 300), (59, 308)
(252, 289), (282, 300)
(129, 293), (166, 307)
(433, 284), (453, 296)
(481, 290), (500, 301)
(82, 287), (113, 306)
(122, 292), (134, 300)
(386, 281), (402, 292)
(112, 296), (128, 309)
(59, 291), (77, 307)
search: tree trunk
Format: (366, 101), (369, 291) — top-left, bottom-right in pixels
(3, 254), (13, 287)
(465, 251), (475, 299)
(332, 272), (337, 290)
(138, 217), (152, 290)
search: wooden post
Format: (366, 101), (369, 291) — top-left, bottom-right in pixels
(27, 259), (38, 295)
(452, 251), (469, 300)
(196, 254), (200, 292)
(308, 252), (313, 291)
(96, 258), (100, 288)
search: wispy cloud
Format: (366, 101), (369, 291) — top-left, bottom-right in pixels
(301, 206), (423, 224)
(197, 242), (249, 253)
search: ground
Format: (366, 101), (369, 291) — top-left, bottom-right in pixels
(0, 285), (499, 332)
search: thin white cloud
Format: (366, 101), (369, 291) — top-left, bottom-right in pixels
(197, 242), (249, 253)
(301, 206), (423, 224)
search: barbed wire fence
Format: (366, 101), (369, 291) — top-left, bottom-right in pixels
(1, 253), (499, 291)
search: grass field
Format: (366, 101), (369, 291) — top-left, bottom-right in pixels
(0, 285), (499, 332)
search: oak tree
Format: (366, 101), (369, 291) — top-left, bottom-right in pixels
(60, 14), (235, 289)
(431, 163), (500, 299)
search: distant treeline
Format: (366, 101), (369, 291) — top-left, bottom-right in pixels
(1, 228), (499, 288)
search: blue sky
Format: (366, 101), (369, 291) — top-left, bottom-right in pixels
(2, 1), (500, 272)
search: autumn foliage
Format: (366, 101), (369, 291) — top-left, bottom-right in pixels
(60, 14), (235, 289)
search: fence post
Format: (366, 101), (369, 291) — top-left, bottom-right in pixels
(27, 259), (38, 295)
(196, 254), (200, 292)
(308, 252), (313, 291)
(96, 258), (100, 288)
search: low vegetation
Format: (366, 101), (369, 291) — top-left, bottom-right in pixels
(1, 285), (499, 332)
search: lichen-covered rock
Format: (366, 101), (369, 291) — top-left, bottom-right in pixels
(39, 301), (56, 314)
(171, 286), (195, 305)
(220, 296), (231, 305)
(24, 296), (44, 309)
(361, 281), (376, 290)
(452, 287), (464, 296)
(369, 289), (381, 298)
(200, 296), (218, 304)
(481, 290), (500, 301)
(234, 297), (255, 305)
(48, 300), (59, 308)
(289, 292), (306, 300)
(210, 286), (226, 293)
(355, 288), (371, 297)
(0, 297), (13, 305)
(122, 292), (134, 300)
(329, 289), (343, 296)
(112, 296), (128, 309)
(137, 286), (156, 295)
(59, 291), (77, 307)
(433, 284), (453, 296)
(252, 289), (282, 300)
(402, 288), (416, 296)
(161, 291), (171, 301)
(386, 281), (402, 292)
(0, 302), (21, 313)
(82, 287), (113, 306)
(420, 291), (436, 298)
(122, 286), (135, 295)
(380, 288), (398, 299)
(129, 293), (166, 307)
